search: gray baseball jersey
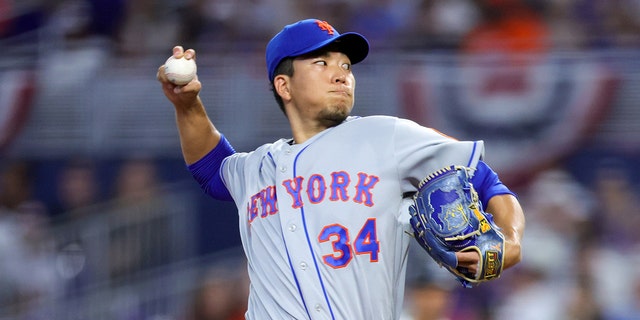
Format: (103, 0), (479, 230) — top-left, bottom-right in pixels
(221, 115), (484, 320)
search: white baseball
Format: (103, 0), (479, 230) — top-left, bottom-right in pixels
(164, 56), (197, 85)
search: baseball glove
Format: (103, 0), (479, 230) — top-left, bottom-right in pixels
(408, 165), (505, 288)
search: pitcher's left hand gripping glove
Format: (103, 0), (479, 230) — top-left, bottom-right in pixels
(409, 165), (505, 288)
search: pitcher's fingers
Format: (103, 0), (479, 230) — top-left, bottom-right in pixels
(457, 251), (479, 274)
(157, 65), (168, 82)
(456, 251), (479, 265)
(173, 46), (185, 58)
(184, 48), (196, 60)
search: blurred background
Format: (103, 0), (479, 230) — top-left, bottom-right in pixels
(1, 0), (639, 319)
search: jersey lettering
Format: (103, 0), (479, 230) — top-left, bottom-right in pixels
(262, 186), (278, 217)
(248, 186), (279, 222)
(307, 174), (327, 204)
(282, 176), (305, 208)
(353, 173), (380, 207)
(330, 171), (350, 202)
(282, 171), (379, 209)
(248, 171), (379, 223)
(248, 193), (261, 222)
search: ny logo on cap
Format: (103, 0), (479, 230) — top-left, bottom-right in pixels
(315, 20), (335, 35)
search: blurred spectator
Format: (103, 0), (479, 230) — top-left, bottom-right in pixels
(187, 0), (305, 53)
(592, 158), (640, 248)
(429, 0), (480, 42)
(111, 156), (162, 208)
(117, 0), (178, 56)
(543, 0), (589, 49)
(402, 241), (458, 320)
(0, 161), (47, 216)
(461, 0), (549, 61)
(572, 0), (615, 48)
(107, 157), (173, 284)
(602, 0), (640, 47)
(234, 0), (307, 48)
(586, 158), (640, 318)
(184, 0), (244, 53)
(296, 1), (352, 37)
(0, 160), (59, 318)
(185, 261), (248, 320)
(604, 269), (640, 320)
(398, 0), (480, 51)
(50, 158), (101, 221)
(585, 244), (639, 320)
(57, 0), (126, 44)
(564, 274), (604, 320)
(541, 0), (640, 49)
(345, 0), (408, 50)
(48, 158), (102, 304)
(402, 280), (455, 320)
(523, 167), (597, 264)
(176, 0), (208, 50)
(494, 167), (597, 319)
(493, 266), (567, 320)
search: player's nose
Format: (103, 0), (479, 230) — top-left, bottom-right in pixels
(332, 67), (348, 84)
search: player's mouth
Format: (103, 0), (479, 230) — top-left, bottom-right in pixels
(329, 89), (351, 97)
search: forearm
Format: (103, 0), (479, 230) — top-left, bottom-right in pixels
(175, 96), (221, 165)
(486, 194), (525, 269)
(157, 46), (219, 164)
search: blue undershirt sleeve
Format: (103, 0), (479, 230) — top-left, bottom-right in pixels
(470, 160), (516, 207)
(187, 134), (235, 201)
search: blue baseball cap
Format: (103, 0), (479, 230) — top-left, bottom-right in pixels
(266, 19), (369, 81)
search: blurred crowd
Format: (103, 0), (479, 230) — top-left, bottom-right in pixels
(2, 0), (640, 319)
(0, 157), (179, 318)
(2, 0), (640, 57)
(56, 0), (640, 53)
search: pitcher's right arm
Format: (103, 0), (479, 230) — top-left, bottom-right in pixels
(157, 46), (220, 165)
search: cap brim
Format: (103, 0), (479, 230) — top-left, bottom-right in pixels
(330, 33), (369, 65)
(292, 32), (369, 65)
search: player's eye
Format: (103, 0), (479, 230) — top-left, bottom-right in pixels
(314, 60), (327, 66)
(341, 63), (351, 71)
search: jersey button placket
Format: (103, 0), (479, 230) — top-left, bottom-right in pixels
(281, 147), (292, 172)
(278, 144), (326, 314)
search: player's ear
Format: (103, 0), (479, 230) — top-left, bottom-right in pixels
(273, 75), (291, 101)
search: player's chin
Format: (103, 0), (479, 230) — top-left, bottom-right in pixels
(318, 107), (350, 128)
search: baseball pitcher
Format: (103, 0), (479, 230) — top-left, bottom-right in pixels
(157, 19), (525, 320)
